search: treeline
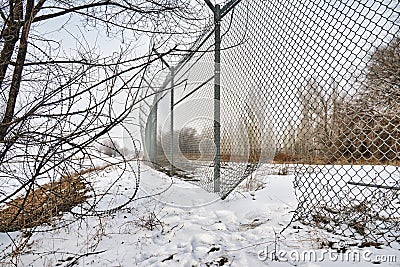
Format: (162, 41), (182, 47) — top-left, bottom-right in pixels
(154, 36), (399, 166)
(280, 36), (400, 165)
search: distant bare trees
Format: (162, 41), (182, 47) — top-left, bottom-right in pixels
(283, 36), (400, 164)
(292, 36), (400, 164)
(331, 36), (400, 163)
(178, 127), (201, 156)
(293, 78), (340, 162)
(98, 139), (122, 157)
(158, 127), (201, 164)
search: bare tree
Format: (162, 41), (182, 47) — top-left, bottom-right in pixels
(0, 0), (209, 259)
(295, 78), (340, 162)
(363, 36), (400, 111)
(178, 127), (200, 157)
(159, 127), (201, 163)
(331, 36), (400, 163)
(98, 139), (121, 157)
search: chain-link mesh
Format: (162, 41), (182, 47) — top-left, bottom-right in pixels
(140, 0), (400, 244)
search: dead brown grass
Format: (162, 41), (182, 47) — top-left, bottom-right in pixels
(333, 157), (400, 166)
(273, 152), (329, 165)
(273, 152), (400, 166)
(0, 165), (108, 232)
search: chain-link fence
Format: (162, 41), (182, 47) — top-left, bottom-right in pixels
(140, 0), (400, 245)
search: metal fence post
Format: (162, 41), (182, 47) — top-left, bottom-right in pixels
(152, 49), (176, 175)
(153, 95), (158, 167)
(143, 79), (159, 167)
(170, 67), (175, 176)
(214, 4), (221, 193)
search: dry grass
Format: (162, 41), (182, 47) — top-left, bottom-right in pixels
(273, 152), (400, 166)
(333, 157), (400, 167)
(272, 152), (328, 165)
(0, 166), (108, 232)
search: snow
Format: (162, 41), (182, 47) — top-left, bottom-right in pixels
(1, 161), (400, 266)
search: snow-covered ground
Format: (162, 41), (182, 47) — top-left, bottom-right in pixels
(1, 161), (400, 266)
